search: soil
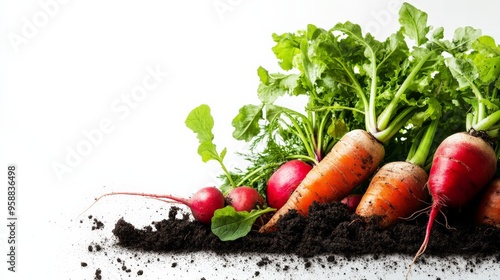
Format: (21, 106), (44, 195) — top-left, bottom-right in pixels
(111, 202), (500, 259)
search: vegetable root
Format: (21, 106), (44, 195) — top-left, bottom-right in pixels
(87, 187), (225, 224)
(355, 161), (429, 228)
(407, 132), (497, 278)
(341, 194), (363, 212)
(225, 186), (265, 212)
(266, 160), (313, 209)
(475, 178), (500, 227)
(259, 129), (385, 232)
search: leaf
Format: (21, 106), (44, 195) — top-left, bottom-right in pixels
(257, 74), (286, 104)
(446, 57), (479, 90)
(211, 206), (276, 241)
(232, 104), (264, 142)
(256, 67), (303, 104)
(300, 32), (326, 87)
(470, 36), (500, 84)
(452, 26), (482, 53)
(399, 2), (429, 46)
(257, 66), (270, 85)
(327, 118), (348, 139)
(197, 141), (220, 163)
(186, 104), (223, 163)
(265, 104), (284, 123)
(185, 104), (214, 144)
(271, 32), (301, 71)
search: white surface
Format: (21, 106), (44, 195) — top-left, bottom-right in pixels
(0, 0), (499, 279)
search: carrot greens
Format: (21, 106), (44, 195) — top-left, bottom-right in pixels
(229, 3), (461, 192)
(183, 2), (500, 241)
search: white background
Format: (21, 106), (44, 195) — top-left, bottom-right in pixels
(1, 0), (499, 279)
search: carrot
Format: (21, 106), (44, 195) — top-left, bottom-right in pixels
(355, 162), (428, 227)
(259, 129), (385, 232)
(259, 5), (443, 233)
(475, 177), (500, 227)
(355, 120), (439, 228)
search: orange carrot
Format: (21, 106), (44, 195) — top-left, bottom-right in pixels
(475, 177), (500, 227)
(355, 161), (429, 228)
(259, 129), (385, 232)
(355, 120), (438, 228)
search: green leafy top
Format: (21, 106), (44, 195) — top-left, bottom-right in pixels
(185, 104), (235, 189)
(184, 2), (500, 241)
(444, 35), (500, 135)
(226, 2), (475, 194)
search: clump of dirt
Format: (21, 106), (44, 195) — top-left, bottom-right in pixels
(82, 215), (104, 230)
(94, 268), (102, 280)
(111, 203), (500, 258)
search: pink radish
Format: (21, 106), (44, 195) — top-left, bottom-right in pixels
(225, 186), (265, 212)
(408, 132), (497, 274)
(90, 186), (225, 224)
(266, 160), (313, 209)
(341, 194), (363, 212)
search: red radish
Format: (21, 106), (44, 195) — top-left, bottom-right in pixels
(89, 186), (225, 224)
(408, 132), (497, 273)
(266, 160), (313, 209)
(225, 186), (265, 212)
(475, 177), (500, 227)
(341, 194), (363, 212)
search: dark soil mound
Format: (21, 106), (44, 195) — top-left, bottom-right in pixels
(111, 202), (500, 258)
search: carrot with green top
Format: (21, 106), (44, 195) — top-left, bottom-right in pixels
(355, 120), (439, 228)
(259, 3), (443, 232)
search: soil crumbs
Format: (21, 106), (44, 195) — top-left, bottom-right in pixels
(81, 202), (499, 279)
(112, 202), (499, 258)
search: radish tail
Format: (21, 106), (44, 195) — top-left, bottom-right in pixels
(78, 191), (190, 218)
(98, 191), (191, 205)
(406, 204), (441, 279)
(150, 198), (183, 204)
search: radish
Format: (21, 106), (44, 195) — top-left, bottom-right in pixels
(405, 39), (500, 277)
(266, 160), (313, 209)
(407, 131), (497, 275)
(89, 187), (225, 224)
(225, 186), (265, 212)
(341, 194), (363, 212)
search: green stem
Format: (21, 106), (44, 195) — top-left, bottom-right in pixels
(405, 129), (422, 162)
(466, 112), (474, 131)
(377, 51), (434, 131)
(280, 115), (316, 161)
(368, 54), (378, 135)
(220, 160), (237, 190)
(236, 162), (282, 187)
(473, 110), (500, 132)
(302, 112), (318, 160)
(470, 82), (486, 124)
(315, 111), (330, 160)
(486, 128), (500, 139)
(372, 107), (419, 143)
(311, 105), (365, 114)
(407, 119), (439, 167)
(335, 26), (377, 133)
(286, 154), (318, 163)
